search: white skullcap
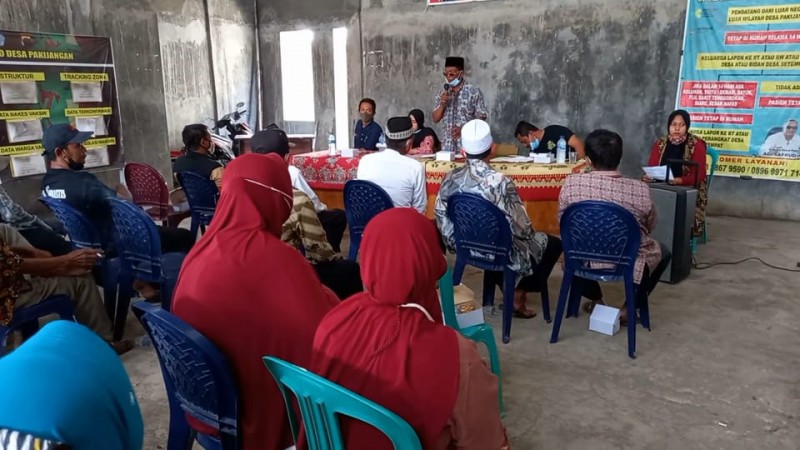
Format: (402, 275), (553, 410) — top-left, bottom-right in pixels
(460, 119), (493, 155)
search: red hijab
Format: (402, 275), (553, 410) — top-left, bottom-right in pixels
(310, 208), (459, 449)
(172, 153), (338, 450)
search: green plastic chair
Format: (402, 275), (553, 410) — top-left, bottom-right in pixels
(438, 267), (503, 415)
(262, 356), (422, 450)
(693, 147), (720, 254)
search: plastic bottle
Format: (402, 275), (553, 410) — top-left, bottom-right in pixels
(328, 134), (336, 155)
(378, 133), (386, 148)
(556, 135), (567, 164)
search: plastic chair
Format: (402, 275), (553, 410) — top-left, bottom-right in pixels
(263, 356), (422, 450)
(39, 197), (134, 341)
(446, 193), (551, 344)
(176, 171), (219, 238)
(0, 296), (75, 356)
(438, 267), (503, 414)
(133, 302), (239, 450)
(108, 199), (186, 312)
(343, 180), (394, 261)
(124, 162), (190, 227)
(550, 201), (645, 359)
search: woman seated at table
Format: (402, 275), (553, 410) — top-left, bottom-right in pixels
(172, 153), (339, 450)
(408, 108), (441, 155)
(310, 208), (509, 450)
(645, 109), (708, 237)
(0, 321), (144, 450)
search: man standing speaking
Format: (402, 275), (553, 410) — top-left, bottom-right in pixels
(432, 56), (488, 154)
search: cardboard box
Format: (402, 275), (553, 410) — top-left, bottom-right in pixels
(589, 304), (621, 336)
(453, 284), (484, 329)
(435, 151), (454, 161)
(495, 143), (518, 156)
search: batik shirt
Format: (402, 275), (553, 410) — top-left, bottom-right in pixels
(0, 237), (31, 326)
(434, 83), (488, 153)
(0, 429), (69, 449)
(434, 159), (548, 276)
(281, 191), (337, 262)
(0, 187), (50, 232)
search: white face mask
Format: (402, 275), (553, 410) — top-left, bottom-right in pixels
(243, 178), (293, 209)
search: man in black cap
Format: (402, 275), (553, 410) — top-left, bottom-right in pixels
(356, 117), (427, 214)
(432, 56), (488, 154)
(173, 123), (225, 187)
(250, 124), (348, 252)
(40, 124), (195, 257)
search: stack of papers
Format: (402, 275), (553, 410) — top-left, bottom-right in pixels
(643, 165), (669, 181)
(491, 156), (534, 163)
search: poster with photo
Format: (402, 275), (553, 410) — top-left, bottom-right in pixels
(0, 30), (122, 179)
(678, 0), (800, 182)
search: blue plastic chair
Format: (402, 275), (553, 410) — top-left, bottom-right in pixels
(550, 201), (646, 359)
(176, 171), (219, 238)
(108, 198), (186, 312)
(0, 296), (75, 356)
(39, 197), (134, 341)
(343, 180), (395, 261)
(263, 356), (422, 450)
(446, 193), (551, 344)
(438, 267), (503, 414)
(133, 302), (239, 450)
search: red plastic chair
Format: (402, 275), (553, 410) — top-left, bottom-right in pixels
(124, 162), (190, 227)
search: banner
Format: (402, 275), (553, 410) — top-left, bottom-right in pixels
(0, 30), (121, 178)
(678, 0), (800, 181)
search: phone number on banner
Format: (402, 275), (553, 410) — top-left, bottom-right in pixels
(716, 155), (800, 181)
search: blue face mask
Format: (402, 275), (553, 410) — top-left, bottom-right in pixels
(530, 138), (540, 151)
(448, 77), (462, 88)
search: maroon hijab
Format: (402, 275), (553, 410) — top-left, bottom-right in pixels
(310, 209), (459, 449)
(173, 153), (338, 450)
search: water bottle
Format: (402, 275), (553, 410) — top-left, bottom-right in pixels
(556, 135), (567, 164)
(328, 134), (336, 155)
(378, 133), (386, 148)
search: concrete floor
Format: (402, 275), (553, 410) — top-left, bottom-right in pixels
(122, 215), (800, 449)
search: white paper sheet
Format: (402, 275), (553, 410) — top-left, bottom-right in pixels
(84, 147), (110, 168)
(0, 81), (38, 104)
(70, 81), (103, 102)
(643, 165), (669, 181)
(491, 156), (535, 163)
(75, 116), (108, 136)
(6, 119), (43, 143)
(10, 154), (47, 177)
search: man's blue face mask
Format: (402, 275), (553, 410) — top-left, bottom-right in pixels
(530, 138), (540, 151)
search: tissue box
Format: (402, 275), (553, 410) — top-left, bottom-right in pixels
(435, 151), (454, 161)
(453, 284), (484, 329)
(532, 154), (553, 164)
(340, 148), (355, 157)
(589, 304), (620, 336)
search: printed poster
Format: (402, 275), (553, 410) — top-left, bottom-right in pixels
(0, 30), (122, 179)
(679, 0), (800, 181)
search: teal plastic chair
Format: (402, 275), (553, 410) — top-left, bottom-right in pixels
(692, 147), (720, 254)
(438, 267), (503, 415)
(262, 356), (422, 450)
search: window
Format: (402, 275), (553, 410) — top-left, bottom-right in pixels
(333, 27), (349, 148)
(279, 30), (315, 122)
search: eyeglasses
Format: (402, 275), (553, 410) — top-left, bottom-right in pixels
(244, 178), (293, 209)
(442, 71), (461, 78)
(787, 126), (797, 130)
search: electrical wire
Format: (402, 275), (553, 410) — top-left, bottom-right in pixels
(692, 256), (800, 272)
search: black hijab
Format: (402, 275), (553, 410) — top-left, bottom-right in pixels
(662, 109), (692, 179)
(409, 109), (425, 132)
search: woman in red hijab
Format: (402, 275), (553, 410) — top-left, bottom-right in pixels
(172, 153), (338, 450)
(310, 208), (509, 450)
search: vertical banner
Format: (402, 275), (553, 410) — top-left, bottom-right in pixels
(0, 30), (121, 178)
(679, 1), (800, 181)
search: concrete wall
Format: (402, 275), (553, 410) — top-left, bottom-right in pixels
(258, 0), (800, 221)
(0, 0), (255, 215)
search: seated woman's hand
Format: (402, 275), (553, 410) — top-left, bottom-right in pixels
(642, 174), (654, 183)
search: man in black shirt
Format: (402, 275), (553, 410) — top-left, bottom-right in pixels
(40, 124), (195, 256)
(514, 121), (585, 159)
(173, 124), (225, 187)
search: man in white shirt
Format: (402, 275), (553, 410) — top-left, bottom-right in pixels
(250, 125), (348, 251)
(760, 119), (800, 157)
(356, 117), (427, 214)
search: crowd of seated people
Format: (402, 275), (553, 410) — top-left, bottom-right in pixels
(0, 97), (698, 449)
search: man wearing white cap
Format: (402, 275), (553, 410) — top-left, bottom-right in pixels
(435, 119), (562, 318)
(356, 117), (427, 214)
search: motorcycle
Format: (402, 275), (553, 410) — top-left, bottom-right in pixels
(209, 101), (252, 165)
